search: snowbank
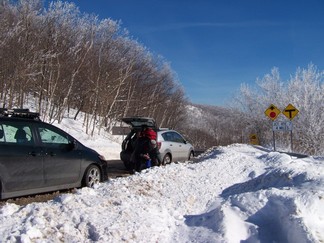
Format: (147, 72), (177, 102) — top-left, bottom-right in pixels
(1, 144), (324, 242)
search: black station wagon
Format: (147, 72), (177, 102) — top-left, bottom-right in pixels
(0, 108), (108, 200)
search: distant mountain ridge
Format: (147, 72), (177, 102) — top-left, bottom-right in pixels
(180, 103), (241, 150)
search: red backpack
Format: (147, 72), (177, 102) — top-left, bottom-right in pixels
(142, 127), (157, 140)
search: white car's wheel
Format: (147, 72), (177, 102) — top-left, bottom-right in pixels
(162, 153), (171, 164)
(188, 151), (194, 160)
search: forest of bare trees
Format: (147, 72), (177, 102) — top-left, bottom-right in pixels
(0, 0), (187, 135)
(1, 1), (323, 156)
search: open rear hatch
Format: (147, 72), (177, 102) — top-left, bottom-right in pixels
(121, 117), (156, 129)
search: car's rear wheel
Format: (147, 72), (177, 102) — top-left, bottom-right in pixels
(188, 151), (194, 160)
(163, 153), (171, 164)
(83, 165), (101, 187)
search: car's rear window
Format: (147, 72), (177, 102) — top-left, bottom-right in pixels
(0, 122), (34, 145)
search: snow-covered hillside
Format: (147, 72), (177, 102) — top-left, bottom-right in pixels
(52, 117), (122, 160)
(1, 118), (323, 243)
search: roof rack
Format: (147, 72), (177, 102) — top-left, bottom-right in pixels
(0, 108), (41, 120)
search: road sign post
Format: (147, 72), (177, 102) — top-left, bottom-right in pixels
(265, 104), (281, 151)
(283, 104), (299, 151)
(265, 104), (299, 152)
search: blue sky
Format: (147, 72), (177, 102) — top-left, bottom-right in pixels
(66, 0), (324, 106)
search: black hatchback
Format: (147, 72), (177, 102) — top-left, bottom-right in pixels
(0, 109), (108, 200)
(119, 117), (156, 171)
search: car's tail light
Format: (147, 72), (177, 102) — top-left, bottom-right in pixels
(157, 141), (161, 150)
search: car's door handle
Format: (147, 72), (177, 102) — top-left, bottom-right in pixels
(46, 152), (56, 156)
(28, 151), (37, 156)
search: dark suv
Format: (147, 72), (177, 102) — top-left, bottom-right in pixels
(0, 108), (108, 200)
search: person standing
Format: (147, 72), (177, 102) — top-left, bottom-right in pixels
(141, 126), (162, 166)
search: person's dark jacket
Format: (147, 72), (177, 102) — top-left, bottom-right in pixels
(131, 136), (152, 172)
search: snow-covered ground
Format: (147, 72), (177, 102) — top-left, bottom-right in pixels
(1, 115), (324, 242)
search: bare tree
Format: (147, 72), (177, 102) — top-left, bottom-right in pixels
(0, 0), (188, 136)
(232, 64), (324, 155)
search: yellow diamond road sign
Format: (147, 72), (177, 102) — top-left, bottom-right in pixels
(283, 104), (299, 120)
(265, 104), (281, 121)
(249, 134), (259, 145)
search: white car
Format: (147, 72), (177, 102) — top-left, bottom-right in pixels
(157, 129), (194, 164)
(120, 117), (194, 169)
